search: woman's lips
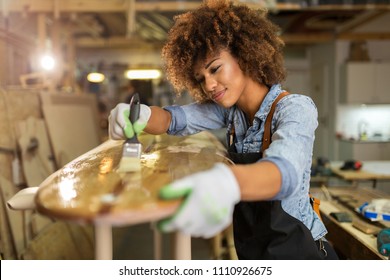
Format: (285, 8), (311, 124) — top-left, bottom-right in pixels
(212, 89), (225, 102)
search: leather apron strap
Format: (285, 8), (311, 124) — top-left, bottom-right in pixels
(261, 91), (289, 154)
(259, 91), (323, 220)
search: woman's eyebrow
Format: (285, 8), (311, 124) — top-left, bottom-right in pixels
(204, 57), (220, 69)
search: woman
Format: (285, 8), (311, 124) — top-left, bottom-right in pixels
(109, 0), (338, 260)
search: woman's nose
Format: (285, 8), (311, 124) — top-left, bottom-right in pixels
(203, 76), (217, 93)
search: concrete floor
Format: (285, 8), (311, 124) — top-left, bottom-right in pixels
(112, 223), (214, 260)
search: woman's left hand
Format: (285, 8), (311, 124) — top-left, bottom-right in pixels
(157, 163), (240, 238)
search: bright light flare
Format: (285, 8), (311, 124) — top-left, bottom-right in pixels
(40, 54), (55, 71)
(125, 69), (161, 80)
(87, 72), (105, 83)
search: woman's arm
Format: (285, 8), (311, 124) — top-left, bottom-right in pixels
(231, 161), (282, 201)
(144, 106), (172, 135)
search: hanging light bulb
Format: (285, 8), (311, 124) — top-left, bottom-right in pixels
(87, 72), (105, 83)
(125, 69), (161, 80)
(40, 54), (55, 71)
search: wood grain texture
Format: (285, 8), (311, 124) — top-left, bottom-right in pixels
(36, 131), (232, 226)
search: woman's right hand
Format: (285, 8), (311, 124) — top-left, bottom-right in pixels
(108, 103), (151, 140)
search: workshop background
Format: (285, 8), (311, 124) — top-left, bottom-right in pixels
(0, 0), (390, 260)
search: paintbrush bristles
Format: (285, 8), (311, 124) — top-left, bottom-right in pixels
(117, 157), (141, 173)
(118, 92), (142, 173)
(118, 139), (142, 173)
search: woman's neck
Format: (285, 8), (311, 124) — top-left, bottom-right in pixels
(237, 81), (269, 125)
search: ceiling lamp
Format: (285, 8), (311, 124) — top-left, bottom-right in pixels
(87, 72), (105, 83)
(125, 69), (161, 80)
(40, 54), (55, 71)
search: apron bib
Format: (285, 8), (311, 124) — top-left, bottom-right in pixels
(228, 92), (325, 259)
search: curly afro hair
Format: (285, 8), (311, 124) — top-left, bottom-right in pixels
(161, 0), (286, 103)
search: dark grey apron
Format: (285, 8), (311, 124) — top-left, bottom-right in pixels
(227, 92), (328, 259)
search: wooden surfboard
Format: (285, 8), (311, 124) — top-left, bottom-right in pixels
(35, 131), (232, 226)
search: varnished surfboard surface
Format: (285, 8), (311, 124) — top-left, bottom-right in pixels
(35, 132), (232, 225)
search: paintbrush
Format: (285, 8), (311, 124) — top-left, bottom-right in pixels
(117, 93), (142, 173)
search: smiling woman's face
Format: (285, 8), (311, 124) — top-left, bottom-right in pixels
(193, 50), (248, 108)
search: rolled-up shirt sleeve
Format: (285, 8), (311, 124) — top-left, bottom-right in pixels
(163, 105), (187, 134)
(164, 102), (228, 136)
(260, 156), (297, 200)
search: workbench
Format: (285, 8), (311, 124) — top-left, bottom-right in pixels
(330, 161), (390, 188)
(311, 186), (390, 259)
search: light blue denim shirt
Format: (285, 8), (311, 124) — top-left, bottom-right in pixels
(164, 84), (327, 241)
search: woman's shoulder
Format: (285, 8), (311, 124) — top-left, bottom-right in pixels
(275, 93), (318, 120)
(279, 93), (317, 110)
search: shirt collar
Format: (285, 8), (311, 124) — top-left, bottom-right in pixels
(255, 84), (283, 122)
(227, 83), (284, 127)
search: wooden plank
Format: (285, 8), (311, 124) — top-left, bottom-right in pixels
(3, 1), (390, 14)
(30, 213), (54, 238)
(0, 89), (42, 183)
(0, 88), (42, 259)
(75, 36), (164, 50)
(0, 176), (25, 259)
(35, 131), (231, 225)
(0, 178), (53, 259)
(40, 92), (102, 168)
(15, 117), (55, 187)
(2, 0), (198, 13)
(336, 10), (386, 33)
(21, 221), (94, 260)
(0, 181), (16, 259)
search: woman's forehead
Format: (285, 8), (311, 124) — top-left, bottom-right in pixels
(195, 49), (229, 68)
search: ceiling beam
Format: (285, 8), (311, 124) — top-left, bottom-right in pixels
(75, 29), (390, 48)
(0, 27), (35, 48)
(74, 36), (164, 50)
(0, 0), (201, 13)
(305, 4), (390, 11)
(2, 1), (390, 14)
(338, 32), (390, 40)
(281, 32), (334, 44)
(336, 10), (386, 33)
(282, 31), (390, 44)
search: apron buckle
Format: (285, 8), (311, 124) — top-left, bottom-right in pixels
(318, 238), (328, 258)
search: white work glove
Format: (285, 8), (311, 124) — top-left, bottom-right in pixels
(108, 103), (151, 140)
(158, 163), (241, 238)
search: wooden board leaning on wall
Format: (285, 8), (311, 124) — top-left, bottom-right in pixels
(0, 87), (102, 259)
(0, 88), (42, 259)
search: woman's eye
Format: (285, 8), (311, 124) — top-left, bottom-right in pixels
(210, 66), (220, 73)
